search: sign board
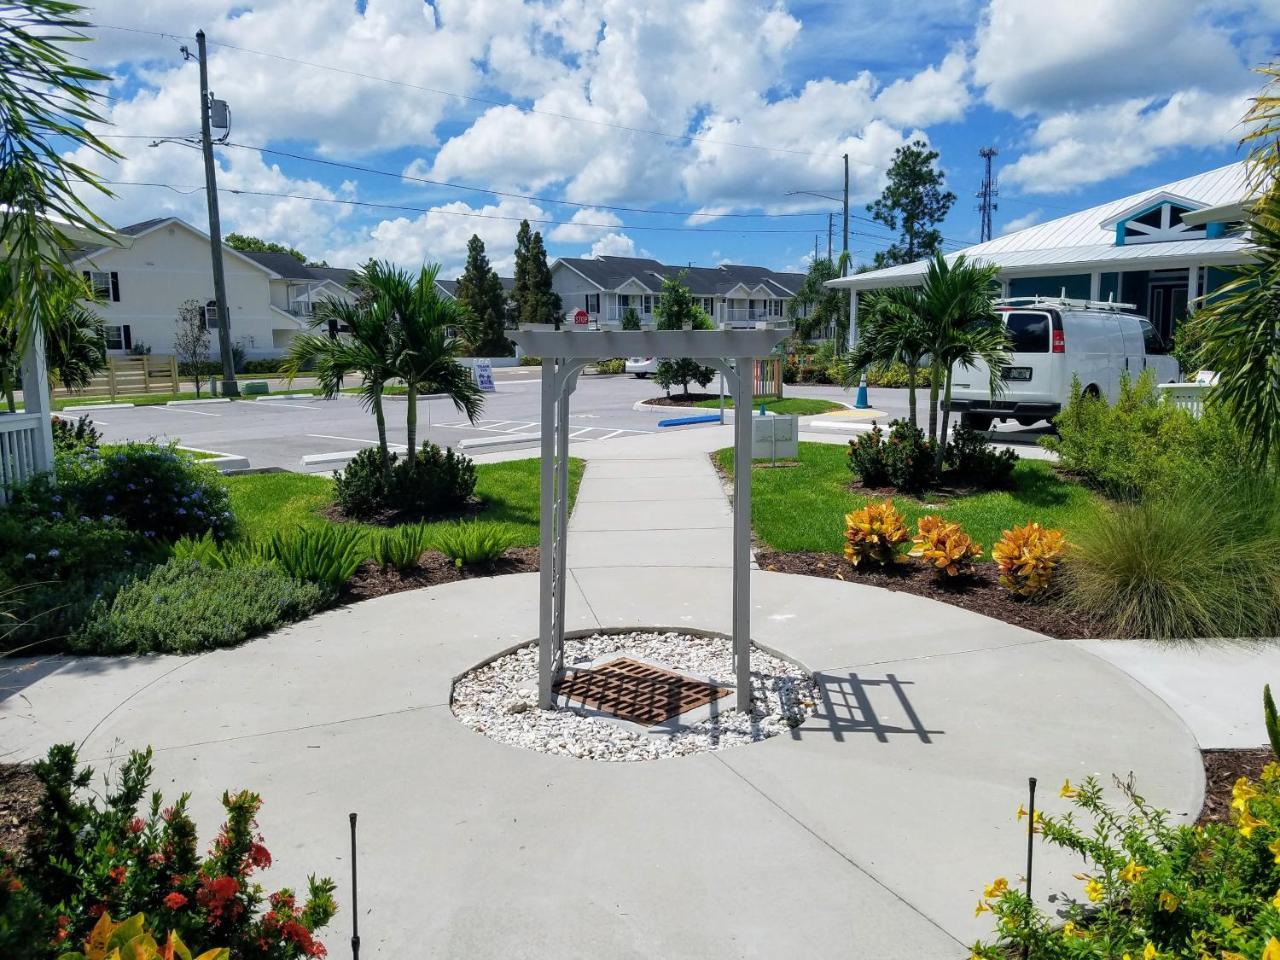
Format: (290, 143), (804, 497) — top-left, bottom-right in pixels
(474, 359), (495, 392)
(751, 414), (798, 461)
(573, 309), (590, 325)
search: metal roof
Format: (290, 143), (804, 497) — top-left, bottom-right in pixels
(830, 162), (1254, 290)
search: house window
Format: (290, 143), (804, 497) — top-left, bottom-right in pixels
(83, 270), (119, 302)
(104, 324), (131, 351)
(204, 300), (220, 329)
(642, 295), (654, 314)
(617, 294), (630, 309)
(585, 293), (600, 314)
(702, 298), (715, 315)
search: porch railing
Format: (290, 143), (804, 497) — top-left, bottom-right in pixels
(0, 412), (45, 505)
(1157, 382), (1212, 418)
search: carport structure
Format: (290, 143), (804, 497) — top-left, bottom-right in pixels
(509, 326), (789, 712)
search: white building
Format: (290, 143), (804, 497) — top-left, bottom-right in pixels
(830, 162), (1253, 345)
(71, 217), (357, 359)
(551, 255), (807, 328)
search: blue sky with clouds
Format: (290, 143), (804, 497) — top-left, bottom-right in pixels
(76, 0), (1279, 277)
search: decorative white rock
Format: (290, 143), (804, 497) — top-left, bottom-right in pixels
(450, 631), (818, 762)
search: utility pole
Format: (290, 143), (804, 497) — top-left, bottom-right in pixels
(977, 146), (999, 244)
(195, 30), (238, 397)
(813, 235), (819, 265)
(827, 212), (833, 262)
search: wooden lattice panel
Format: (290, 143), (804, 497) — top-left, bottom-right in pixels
(554, 657), (731, 726)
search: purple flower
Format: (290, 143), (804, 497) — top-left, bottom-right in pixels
(47, 548), (60, 558)
(176, 507), (187, 516)
(105, 494), (114, 503)
(24, 553), (35, 561)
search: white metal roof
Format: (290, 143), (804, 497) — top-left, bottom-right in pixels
(830, 162), (1254, 290)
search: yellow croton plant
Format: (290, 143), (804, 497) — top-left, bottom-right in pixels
(59, 912), (228, 960)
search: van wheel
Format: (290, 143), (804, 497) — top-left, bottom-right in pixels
(960, 412), (993, 431)
(1082, 384), (1101, 400)
(633, 373), (648, 379)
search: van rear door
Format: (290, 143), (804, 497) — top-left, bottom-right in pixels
(997, 309), (1056, 398)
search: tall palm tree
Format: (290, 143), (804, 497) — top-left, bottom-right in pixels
(282, 294), (397, 466)
(932, 320), (1011, 470)
(361, 261), (482, 466)
(843, 285), (930, 428)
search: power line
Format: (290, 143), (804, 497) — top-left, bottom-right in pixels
(95, 22), (857, 161)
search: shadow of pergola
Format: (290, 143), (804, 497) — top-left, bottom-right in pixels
(795, 671), (944, 744)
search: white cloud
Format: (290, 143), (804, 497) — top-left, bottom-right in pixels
(548, 208), (624, 243)
(1001, 88), (1250, 193)
(874, 45), (971, 127)
(999, 209), (1041, 235)
(586, 232), (638, 258)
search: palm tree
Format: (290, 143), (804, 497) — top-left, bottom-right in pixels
(842, 285), (930, 428)
(0, 273), (105, 410)
(1189, 62), (1280, 468)
(932, 320), (1011, 470)
(360, 261), (482, 466)
(282, 294), (397, 466)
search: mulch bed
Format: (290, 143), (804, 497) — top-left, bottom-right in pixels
(343, 547), (538, 601)
(642, 393), (721, 407)
(321, 498), (487, 528)
(0, 764), (42, 857)
(754, 550), (1108, 640)
(1199, 748), (1275, 826)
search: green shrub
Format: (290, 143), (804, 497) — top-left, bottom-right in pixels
(1062, 475), (1280, 639)
(75, 558), (328, 654)
(865, 361), (932, 389)
(240, 357), (283, 375)
(0, 513), (159, 652)
(846, 419), (936, 492)
(262, 525), (368, 593)
(594, 358), (626, 374)
(432, 521), (517, 569)
(51, 415), (101, 454)
(972, 766), (1280, 960)
(12, 443), (234, 543)
(371, 524), (430, 572)
(944, 423), (1017, 488)
(519, 354), (542, 366)
(334, 442), (476, 520)
(1044, 371), (1247, 500)
(847, 423), (890, 486)
(331, 446), (390, 519)
(2, 743), (335, 959)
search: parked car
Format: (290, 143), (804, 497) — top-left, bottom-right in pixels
(948, 297), (1180, 430)
(626, 357), (658, 378)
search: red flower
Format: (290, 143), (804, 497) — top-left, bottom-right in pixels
(88, 904), (105, 918)
(248, 842), (272, 870)
(163, 891), (188, 910)
(196, 874), (240, 922)
(128, 817), (145, 835)
(147, 852), (166, 868)
(108, 865), (128, 885)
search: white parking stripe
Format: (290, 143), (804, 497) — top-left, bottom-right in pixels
(154, 405), (220, 417)
(307, 433), (408, 450)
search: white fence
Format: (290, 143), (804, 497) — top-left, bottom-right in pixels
(0, 413), (45, 505)
(1157, 383), (1212, 418)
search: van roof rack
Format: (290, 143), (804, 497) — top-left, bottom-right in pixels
(996, 294), (1137, 312)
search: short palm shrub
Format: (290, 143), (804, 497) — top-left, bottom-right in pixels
(75, 558), (328, 654)
(944, 423), (1017, 488)
(262, 525), (368, 593)
(847, 419), (937, 491)
(972, 766), (1280, 960)
(0, 744), (335, 960)
(1062, 476), (1280, 639)
(372, 524), (430, 572)
(843, 500), (909, 567)
(432, 521), (518, 569)
(992, 522), (1066, 597)
(908, 515), (982, 577)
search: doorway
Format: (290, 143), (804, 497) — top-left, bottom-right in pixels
(1147, 280), (1188, 342)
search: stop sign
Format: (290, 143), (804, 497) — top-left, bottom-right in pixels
(573, 309), (590, 325)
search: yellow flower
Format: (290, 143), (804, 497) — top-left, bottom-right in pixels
(1062, 921), (1087, 939)
(1119, 860), (1150, 884)
(1263, 938), (1280, 960)
(1060, 778), (1077, 798)
(974, 899), (991, 918)
(1263, 761), (1280, 782)
(1272, 888), (1280, 910)
(1158, 890), (1179, 912)
(1144, 943), (1158, 960)
(1222, 952), (1248, 960)
(1084, 877), (1105, 902)
(1238, 806), (1267, 837)
(1231, 776), (1259, 813)
(983, 877), (1008, 899)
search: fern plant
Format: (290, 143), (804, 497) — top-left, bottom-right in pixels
(262, 526), (369, 592)
(432, 521), (517, 569)
(372, 525), (430, 573)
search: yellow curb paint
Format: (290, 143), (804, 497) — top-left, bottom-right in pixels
(814, 408), (887, 420)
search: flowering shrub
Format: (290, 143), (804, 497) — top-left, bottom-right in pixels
(992, 522), (1066, 597)
(908, 515), (982, 577)
(50, 415), (102, 454)
(843, 499), (910, 567)
(55, 911), (227, 960)
(971, 770), (1280, 959)
(11, 443), (233, 543)
(75, 558), (329, 654)
(1, 744), (335, 960)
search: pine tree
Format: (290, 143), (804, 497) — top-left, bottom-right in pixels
(866, 140), (956, 269)
(527, 230), (562, 326)
(455, 235), (511, 356)
(512, 220), (534, 325)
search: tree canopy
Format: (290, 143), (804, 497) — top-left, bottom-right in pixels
(454, 234), (510, 357)
(512, 220), (562, 327)
(866, 140), (956, 269)
(224, 233), (308, 264)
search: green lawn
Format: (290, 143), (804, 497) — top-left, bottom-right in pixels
(226, 457), (583, 547)
(693, 396), (843, 416)
(715, 441), (1099, 556)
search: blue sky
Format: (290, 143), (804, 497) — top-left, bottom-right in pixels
(75, 0), (1278, 277)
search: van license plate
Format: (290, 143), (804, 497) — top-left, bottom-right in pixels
(1001, 366), (1032, 382)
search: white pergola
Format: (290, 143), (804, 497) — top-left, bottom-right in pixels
(508, 326), (790, 713)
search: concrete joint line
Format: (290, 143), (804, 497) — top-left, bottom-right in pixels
(821, 636), (1053, 673)
(569, 568), (604, 628)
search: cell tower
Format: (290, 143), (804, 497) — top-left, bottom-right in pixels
(977, 147), (999, 243)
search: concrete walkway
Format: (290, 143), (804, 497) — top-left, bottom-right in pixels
(0, 428), (1220, 959)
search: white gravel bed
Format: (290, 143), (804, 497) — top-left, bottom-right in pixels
(450, 630), (818, 761)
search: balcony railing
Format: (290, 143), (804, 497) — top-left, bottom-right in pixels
(0, 412), (45, 505)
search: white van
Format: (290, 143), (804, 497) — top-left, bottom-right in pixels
(948, 297), (1180, 430)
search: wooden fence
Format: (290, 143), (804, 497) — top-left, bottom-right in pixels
(753, 356), (784, 399)
(54, 355), (180, 401)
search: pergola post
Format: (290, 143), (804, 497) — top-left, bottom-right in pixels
(19, 327), (54, 474)
(731, 357), (752, 711)
(538, 360), (557, 709)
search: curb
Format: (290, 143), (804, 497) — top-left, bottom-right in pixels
(255, 393), (320, 401)
(177, 446), (250, 472)
(168, 397), (231, 406)
(458, 434), (539, 450)
(60, 402), (135, 412)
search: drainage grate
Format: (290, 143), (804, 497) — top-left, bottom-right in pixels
(554, 657), (732, 726)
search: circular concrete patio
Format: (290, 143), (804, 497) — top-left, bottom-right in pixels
(1, 566), (1203, 959)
